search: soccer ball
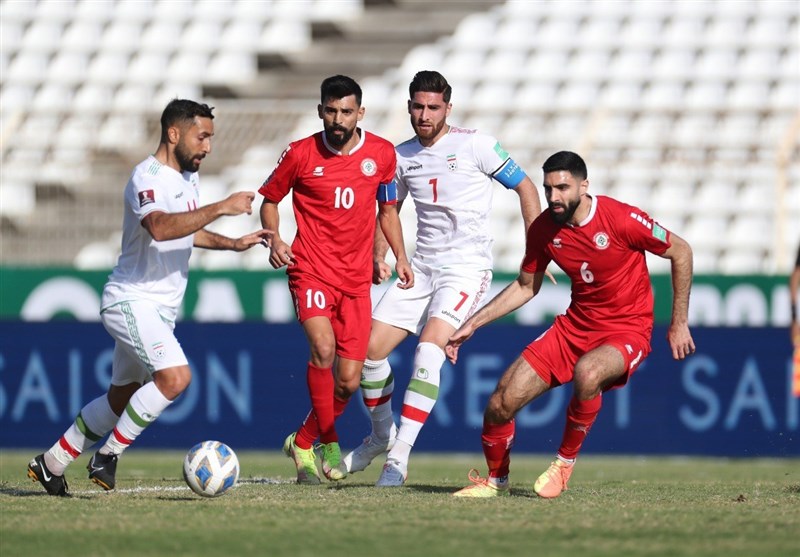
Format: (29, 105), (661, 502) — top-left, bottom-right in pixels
(182, 440), (240, 497)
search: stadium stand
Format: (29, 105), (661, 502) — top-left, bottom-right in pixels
(1, 0), (797, 274)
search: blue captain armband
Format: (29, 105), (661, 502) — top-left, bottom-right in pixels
(377, 179), (398, 203)
(492, 158), (526, 189)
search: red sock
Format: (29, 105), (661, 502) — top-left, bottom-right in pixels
(482, 418), (515, 479)
(296, 395), (350, 447)
(304, 363), (336, 444)
(558, 395), (602, 460)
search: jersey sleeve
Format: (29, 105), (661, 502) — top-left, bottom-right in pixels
(520, 217), (552, 273)
(617, 202), (672, 256)
(472, 133), (527, 189)
(376, 145), (398, 205)
(128, 172), (168, 222)
(258, 144), (298, 203)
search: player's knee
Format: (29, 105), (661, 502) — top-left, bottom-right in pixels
(153, 366), (192, 400)
(573, 365), (602, 399)
(309, 341), (337, 367)
(485, 394), (514, 423)
(335, 376), (359, 398)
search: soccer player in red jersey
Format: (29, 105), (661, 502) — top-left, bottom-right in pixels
(259, 75), (414, 484)
(448, 151), (695, 498)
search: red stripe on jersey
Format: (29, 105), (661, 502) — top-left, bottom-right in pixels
(58, 436), (81, 458)
(111, 428), (133, 446)
(401, 404), (429, 423)
(363, 393), (392, 407)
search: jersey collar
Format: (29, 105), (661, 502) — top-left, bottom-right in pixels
(321, 128), (366, 156)
(569, 194), (597, 228)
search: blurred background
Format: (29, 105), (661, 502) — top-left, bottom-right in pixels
(1, 0), (798, 456)
(1, 0), (797, 273)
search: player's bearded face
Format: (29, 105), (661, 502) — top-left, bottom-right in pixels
(174, 118), (213, 173)
(408, 92), (450, 144)
(549, 195), (581, 224)
(320, 96), (363, 149)
(324, 122), (355, 149)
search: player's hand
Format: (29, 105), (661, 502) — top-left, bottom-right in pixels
(667, 321), (695, 360)
(545, 269), (557, 285)
(233, 229), (273, 252)
(791, 321), (800, 348)
(222, 191), (256, 216)
(268, 238), (295, 268)
(395, 258), (414, 289)
(445, 322), (477, 364)
(372, 259), (392, 285)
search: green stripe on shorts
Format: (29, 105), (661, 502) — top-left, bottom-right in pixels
(121, 302), (154, 373)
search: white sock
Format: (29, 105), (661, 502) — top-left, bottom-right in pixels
(360, 358), (395, 439)
(100, 382), (172, 456)
(389, 342), (445, 466)
(46, 395), (119, 475)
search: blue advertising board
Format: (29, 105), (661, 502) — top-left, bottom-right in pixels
(0, 323), (797, 456)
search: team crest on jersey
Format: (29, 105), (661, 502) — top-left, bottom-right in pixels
(361, 158), (377, 176)
(138, 189), (155, 207)
(553, 238), (562, 248)
(593, 232), (610, 250)
(152, 341), (166, 360)
(447, 154), (457, 171)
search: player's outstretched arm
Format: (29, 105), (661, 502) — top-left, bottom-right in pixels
(660, 232), (695, 360)
(194, 228), (273, 251)
(377, 203), (413, 289)
(446, 270), (543, 364)
(513, 176), (541, 232)
(142, 191), (256, 242)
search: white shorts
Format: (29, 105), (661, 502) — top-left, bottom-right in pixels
(372, 260), (492, 335)
(101, 300), (188, 385)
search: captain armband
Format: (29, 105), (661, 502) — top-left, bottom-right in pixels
(492, 158), (526, 189)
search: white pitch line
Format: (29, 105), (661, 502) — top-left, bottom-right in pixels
(67, 477), (294, 495)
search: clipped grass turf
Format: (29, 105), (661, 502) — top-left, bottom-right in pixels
(2, 450), (798, 557)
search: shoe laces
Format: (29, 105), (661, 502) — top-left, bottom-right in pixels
(545, 460), (570, 484)
(466, 468), (490, 488)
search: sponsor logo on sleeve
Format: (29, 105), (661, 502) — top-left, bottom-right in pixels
(138, 190), (155, 207)
(493, 141), (509, 160)
(652, 223), (668, 242)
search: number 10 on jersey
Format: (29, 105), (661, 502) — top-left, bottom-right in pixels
(334, 186), (354, 209)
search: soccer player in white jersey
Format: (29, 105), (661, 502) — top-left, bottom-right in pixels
(27, 99), (272, 496)
(341, 71), (542, 486)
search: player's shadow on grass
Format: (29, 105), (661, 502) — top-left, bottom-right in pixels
(0, 486), (92, 499)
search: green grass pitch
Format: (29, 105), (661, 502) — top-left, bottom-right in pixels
(2, 450), (798, 557)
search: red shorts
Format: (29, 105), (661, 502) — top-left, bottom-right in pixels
(521, 314), (652, 389)
(289, 275), (371, 361)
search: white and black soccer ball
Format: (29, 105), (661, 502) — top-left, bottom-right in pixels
(182, 440), (240, 497)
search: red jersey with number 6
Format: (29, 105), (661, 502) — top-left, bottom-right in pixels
(259, 130), (397, 296)
(522, 195), (672, 335)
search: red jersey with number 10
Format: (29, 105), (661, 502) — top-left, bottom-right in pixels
(259, 130), (397, 296)
(522, 195), (672, 335)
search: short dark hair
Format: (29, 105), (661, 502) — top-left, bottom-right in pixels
(160, 99), (214, 142)
(320, 75), (362, 106)
(542, 151), (588, 181)
(409, 70), (451, 103)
